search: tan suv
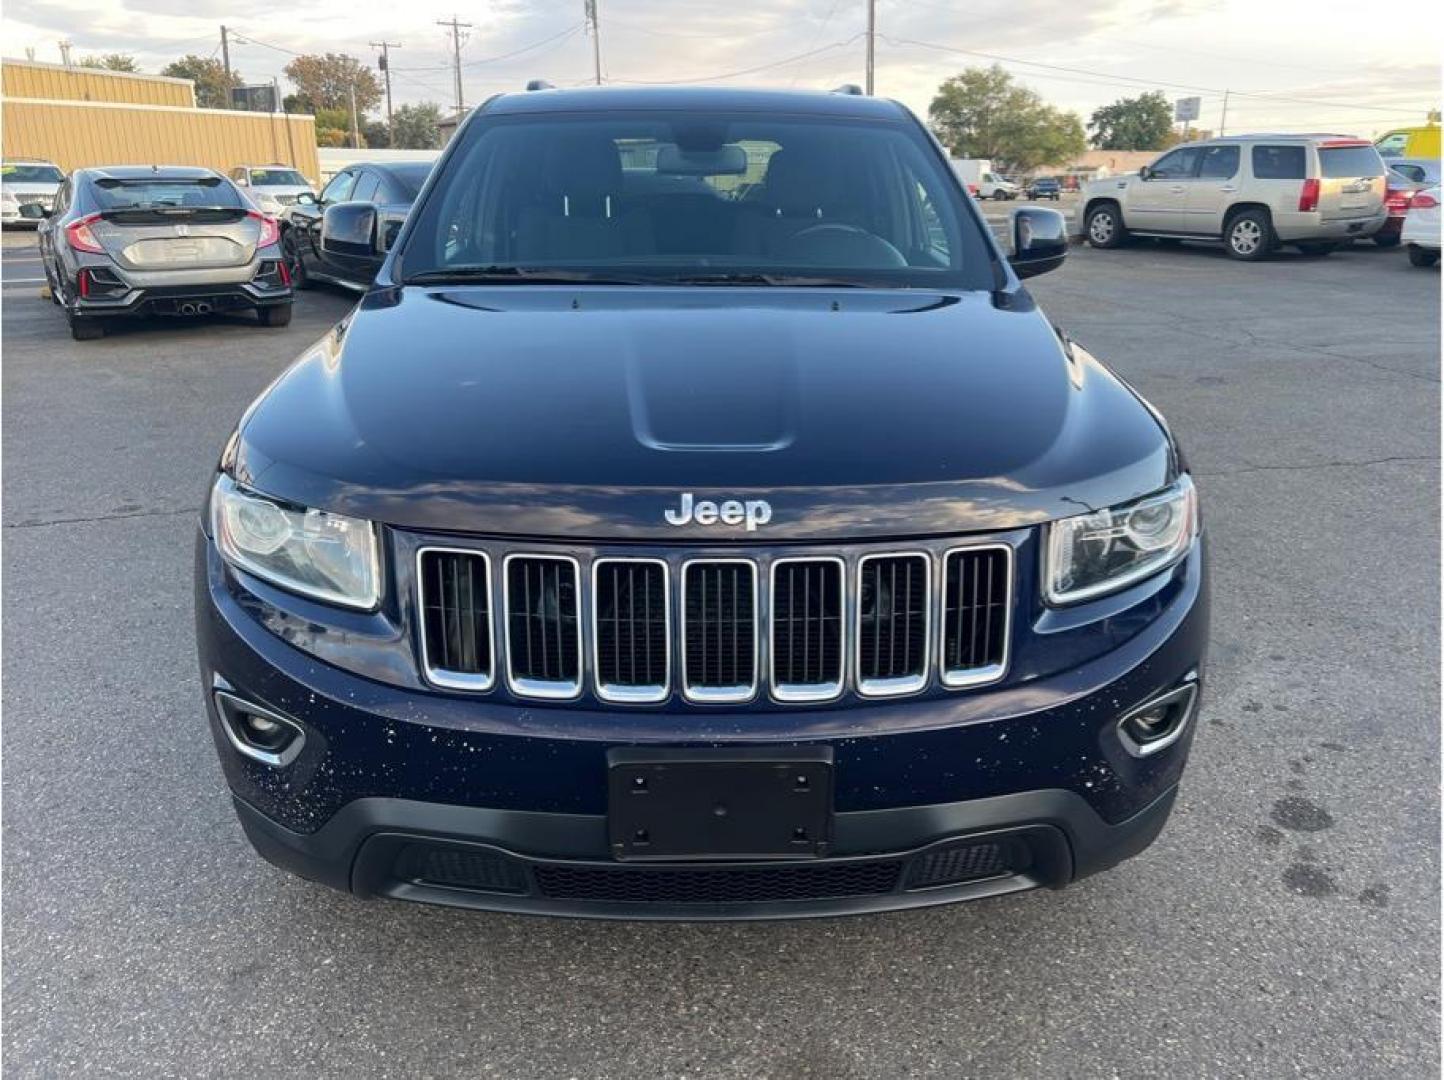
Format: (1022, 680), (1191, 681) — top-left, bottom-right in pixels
(1081, 135), (1388, 260)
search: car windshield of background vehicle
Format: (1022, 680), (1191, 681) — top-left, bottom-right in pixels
(399, 112), (994, 289)
(1318, 146), (1386, 178)
(92, 179), (247, 210)
(249, 168), (307, 186)
(2, 164), (64, 184)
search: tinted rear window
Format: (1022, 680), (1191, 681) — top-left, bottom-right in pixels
(1252, 146), (1306, 180)
(1319, 146), (1386, 178)
(249, 168), (306, 186)
(91, 178), (244, 210)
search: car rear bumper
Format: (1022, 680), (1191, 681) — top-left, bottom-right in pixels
(73, 279), (291, 317)
(1273, 209), (1387, 241)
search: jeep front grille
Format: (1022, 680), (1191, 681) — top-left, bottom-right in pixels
(503, 555), (582, 698)
(856, 554), (930, 697)
(417, 548), (493, 690)
(681, 560), (758, 702)
(417, 543), (1012, 703)
(592, 559), (669, 702)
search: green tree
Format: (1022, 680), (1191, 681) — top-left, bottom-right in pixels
(928, 65), (1086, 172)
(282, 53), (382, 112)
(362, 119), (391, 149)
(161, 54), (240, 109)
(79, 53), (139, 72)
(391, 102), (443, 150)
(313, 107), (362, 148)
(1088, 92), (1174, 150)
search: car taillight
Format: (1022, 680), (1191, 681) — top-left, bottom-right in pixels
(248, 210), (281, 249)
(65, 212), (105, 254)
(1386, 191), (1413, 213)
(1297, 179), (1320, 213)
(1412, 192), (1439, 209)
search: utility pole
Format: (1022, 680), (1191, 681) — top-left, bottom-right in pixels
(58, 39), (72, 67)
(349, 81), (361, 149)
(219, 25), (232, 107)
(584, 0), (602, 85)
(371, 40), (401, 140)
(865, 0), (875, 95)
(1219, 90), (1230, 137)
(437, 17), (471, 118)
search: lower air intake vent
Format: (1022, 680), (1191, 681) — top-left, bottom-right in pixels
(906, 840), (1022, 888)
(418, 548), (493, 690)
(857, 554), (930, 696)
(771, 558), (845, 700)
(682, 561), (757, 702)
(940, 546), (1012, 687)
(402, 844), (529, 895)
(534, 860), (901, 904)
(593, 559), (670, 702)
(505, 555), (582, 697)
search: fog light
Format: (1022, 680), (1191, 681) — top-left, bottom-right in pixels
(215, 690), (305, 767)
(1116, 681), (1198, 757)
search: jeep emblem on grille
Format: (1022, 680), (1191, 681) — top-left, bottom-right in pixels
(664, 492), (772, 531)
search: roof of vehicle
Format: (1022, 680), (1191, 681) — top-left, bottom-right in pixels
(482, 85), (911, 120)
(3, 157), (60, 165)
(1198, 133), (1369, 144)
(78, 165), (223, 181)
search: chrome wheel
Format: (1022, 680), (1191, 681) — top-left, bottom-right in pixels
(1088, 210), (1115, 245)
(1230, 218), (1263, 256)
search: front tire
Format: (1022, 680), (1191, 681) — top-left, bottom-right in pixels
(257, 303), (293, 327)
(1408, 244), (1440, 267)
(1224, 209), (1273, 261)
(1085, 203), (1126, 249)
(282, 232), (313, 291)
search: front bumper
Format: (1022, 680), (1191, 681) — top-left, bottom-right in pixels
(197, 531), (1208, 919)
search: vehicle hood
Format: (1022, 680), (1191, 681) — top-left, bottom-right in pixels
(232, 286), (1174, 541)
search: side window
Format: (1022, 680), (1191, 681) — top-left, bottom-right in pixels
(1375, 132), (1408, 158)
(1198, 145), (1240, 180)
(1393, 164), (1426, 183)
(1149, 148), (1201, 179)
(320, 170), (356, 203)
(1251, 145), (1306, 180)
(914, 180), (950, 261)
(351, 172), (381, 203)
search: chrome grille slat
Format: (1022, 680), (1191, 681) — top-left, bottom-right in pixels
(856, 553), (930, 697)
(504, 554), (582, 698)
(771, 557), (845, 701)
(939, 545), (1012, 688)
(417, 548), (494, 691)
(593, 558), (669, 703)
(682, 560), (757, 703)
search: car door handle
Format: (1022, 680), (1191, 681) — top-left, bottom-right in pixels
(1169, 185), (1186, 193)
(1219, 185), (1238, 193)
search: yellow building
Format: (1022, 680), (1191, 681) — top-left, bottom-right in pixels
(1, 58), (319, 184)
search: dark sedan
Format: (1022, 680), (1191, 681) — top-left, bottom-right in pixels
(281, 161), (432, 291)
(27, 165), (292, 340)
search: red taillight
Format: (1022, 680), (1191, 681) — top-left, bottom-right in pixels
(65, 212), (105, 254)
(248, 210), (281, 249)
(1412, 192), (1439, 209)
(277, 258), (292, 287)
(1297, 178), (1320, 213)
(77, 268), (91, 298)
(1386, 191), (1413, 213)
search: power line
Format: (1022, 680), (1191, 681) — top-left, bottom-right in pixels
(436, 16), (472, 116)
(392, 24), (584, 72)
(614, 34), (864, 85)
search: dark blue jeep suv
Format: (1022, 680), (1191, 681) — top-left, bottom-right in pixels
(196, 86), (1207, 919)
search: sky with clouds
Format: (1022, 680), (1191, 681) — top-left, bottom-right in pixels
(3, 0), (1439, 137)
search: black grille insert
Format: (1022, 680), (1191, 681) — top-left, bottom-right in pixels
(906, 840), (1022, 889)
(771, 559), (845, 697)
(534, 860), (900, 904)
(682, 561), (757, 700)
(505, 556), (581, 692)
(940, 547), (1011, 684)
(857, 554), (929, 692)
(402, 844), (529, 894)
(418, 549), (493, 687)
(594, 559), (669, 700)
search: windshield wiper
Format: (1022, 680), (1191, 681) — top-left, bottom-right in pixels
(404, 266), (653, 286)
(671, 272), (869, 288)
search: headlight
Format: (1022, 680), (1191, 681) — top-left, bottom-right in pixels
(211, 474), (379, 609)
(1045, 475), (1197, 604)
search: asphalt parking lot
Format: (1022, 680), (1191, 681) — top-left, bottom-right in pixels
(2, 227), (1438, 1077)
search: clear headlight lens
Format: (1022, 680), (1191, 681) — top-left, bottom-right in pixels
(211, 474), (379, 609)
(1046, 475), (1197, 605)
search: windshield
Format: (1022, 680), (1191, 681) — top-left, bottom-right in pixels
(249, 168), (307, 187)
(399, 110), (993, 289)
(92, 178), (245, 210)
(3, 164), (64, 184)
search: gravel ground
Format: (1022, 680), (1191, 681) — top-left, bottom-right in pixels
(2, 228), (1438, 1078)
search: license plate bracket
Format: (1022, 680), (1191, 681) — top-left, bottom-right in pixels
(607, 747), (834, 861)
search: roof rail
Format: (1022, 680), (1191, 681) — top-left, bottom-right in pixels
(831, 83), (863, 96)
(525, 79), (556, 91)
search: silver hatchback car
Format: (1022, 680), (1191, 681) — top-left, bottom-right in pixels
(1082, 134), (1388, 259)
(27, 165), (293, 340)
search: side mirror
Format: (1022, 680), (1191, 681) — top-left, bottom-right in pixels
(18, 203), (50, 220)
(295, 191), (317, 206)
(380, 216), (404, 253)
(1139, 166), (1154, 179)
(235, 176), (249, 186)
(321, 202), (378, 258)
(1008, 207), (1068, 280)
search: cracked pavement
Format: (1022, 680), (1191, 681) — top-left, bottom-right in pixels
(2, 231), (1439, 1077)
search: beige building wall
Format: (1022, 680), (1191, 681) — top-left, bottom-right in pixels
(2, 58), (195, 107)
(1, 98), (320, 184)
